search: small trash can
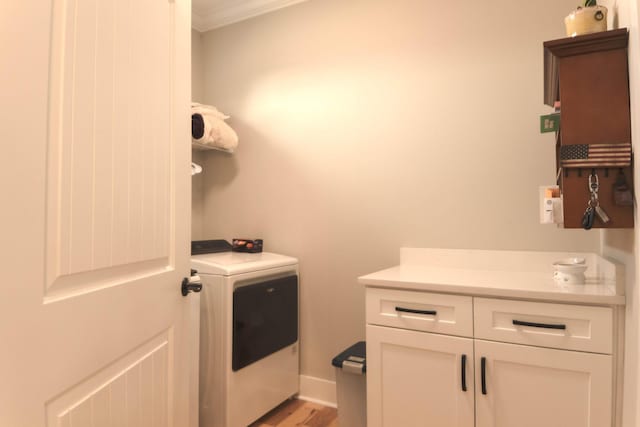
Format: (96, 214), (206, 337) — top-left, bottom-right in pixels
(332, 341), (366, 427)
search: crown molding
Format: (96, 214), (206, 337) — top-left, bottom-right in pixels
(192, 0), (309, 32)
(191, 12), (208, 32)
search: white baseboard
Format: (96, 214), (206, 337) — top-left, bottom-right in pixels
(298, 374), (337, 407)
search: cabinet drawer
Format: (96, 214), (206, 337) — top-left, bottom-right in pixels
(366, 288), (473, 337)
(474, 298), (613, 354)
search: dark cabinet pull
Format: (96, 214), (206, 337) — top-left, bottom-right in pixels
(481, 357), (487, 395)
(512, 319), (566, 330)
(461, 354), (467, 392)
(395, 307), (437, 316)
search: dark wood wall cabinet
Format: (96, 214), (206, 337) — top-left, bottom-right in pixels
(544, 29), (633, 229)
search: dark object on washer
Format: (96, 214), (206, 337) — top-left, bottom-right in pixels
(232, 239), (263, 253)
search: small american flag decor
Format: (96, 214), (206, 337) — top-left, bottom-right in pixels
(560, 143), (631, 168)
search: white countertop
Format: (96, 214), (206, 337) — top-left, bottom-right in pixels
(358, 248), (625, 305)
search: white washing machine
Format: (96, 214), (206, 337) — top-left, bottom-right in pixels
(191, 242), (299, 427)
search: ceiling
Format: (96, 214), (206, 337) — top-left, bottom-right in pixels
(192, 0), (309, 32)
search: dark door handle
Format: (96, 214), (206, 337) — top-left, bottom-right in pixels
(512, 319), (566, 330)
(181, 277), (202, 296)
(461, 354), (467, 392)
(481, 357), (487, 395)
(395, 307), (437, 316)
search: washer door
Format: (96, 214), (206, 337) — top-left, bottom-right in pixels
(232, 275), (298, 371)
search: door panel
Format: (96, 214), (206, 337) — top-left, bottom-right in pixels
(0, 0), (193, 426)
(46, 332), (169, 427)
(475, 339), (612, 427)
(367, 325), (474, 427)
(46, 0), (173, 298)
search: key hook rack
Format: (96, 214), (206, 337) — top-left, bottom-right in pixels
(562, 167), (623, 179)
(544, 29), (634, 228)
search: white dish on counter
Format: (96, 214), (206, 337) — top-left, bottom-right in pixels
(553, 257), (587, 284)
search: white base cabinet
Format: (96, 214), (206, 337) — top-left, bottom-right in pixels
(365, 289), (616, 427)
(367, 325), (474, 427)
(475, 339), (612, 427)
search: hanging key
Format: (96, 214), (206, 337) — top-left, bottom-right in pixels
(595, 205), (611, 224)
(582, 206), (595, 230)
(587, 171), (611, 226)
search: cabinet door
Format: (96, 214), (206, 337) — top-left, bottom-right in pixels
(366, 324), (474, 427)
(475, 339), (612, 427)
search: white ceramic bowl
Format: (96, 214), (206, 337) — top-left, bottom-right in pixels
(553, 257), (586, 271)
(552, 258), (587, 284)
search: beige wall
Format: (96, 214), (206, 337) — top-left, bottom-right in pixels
(192, 29), (205, 239)
(191, 29), (205, 101)
(194, 0), (600, 381)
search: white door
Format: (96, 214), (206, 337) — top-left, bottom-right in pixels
(0, 0), (195, 426)
(475, 339), (612, 427)
(366, 325), (475, 427)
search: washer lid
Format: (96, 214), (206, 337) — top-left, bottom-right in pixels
(190, 251), (298, 276)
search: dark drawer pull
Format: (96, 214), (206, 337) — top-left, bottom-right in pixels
(481, 357), (487, 395)
(395, 307), (437, 316)
(512, 319), (566, 330)
(461, 354), (467, 392)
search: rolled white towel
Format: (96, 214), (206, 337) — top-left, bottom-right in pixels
(191, 103), (238, 153)
(191, 102), (229, 120)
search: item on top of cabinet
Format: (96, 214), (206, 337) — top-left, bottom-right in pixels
(191, 102), (239, 152)
(232, 238), (263, 253)
(552, 257), (587, 284)
(564, 1), (607, 37)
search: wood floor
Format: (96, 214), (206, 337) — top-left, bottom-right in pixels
(249, 399), (338, 427)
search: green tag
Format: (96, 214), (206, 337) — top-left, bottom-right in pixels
(540, 113), (560, 133)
